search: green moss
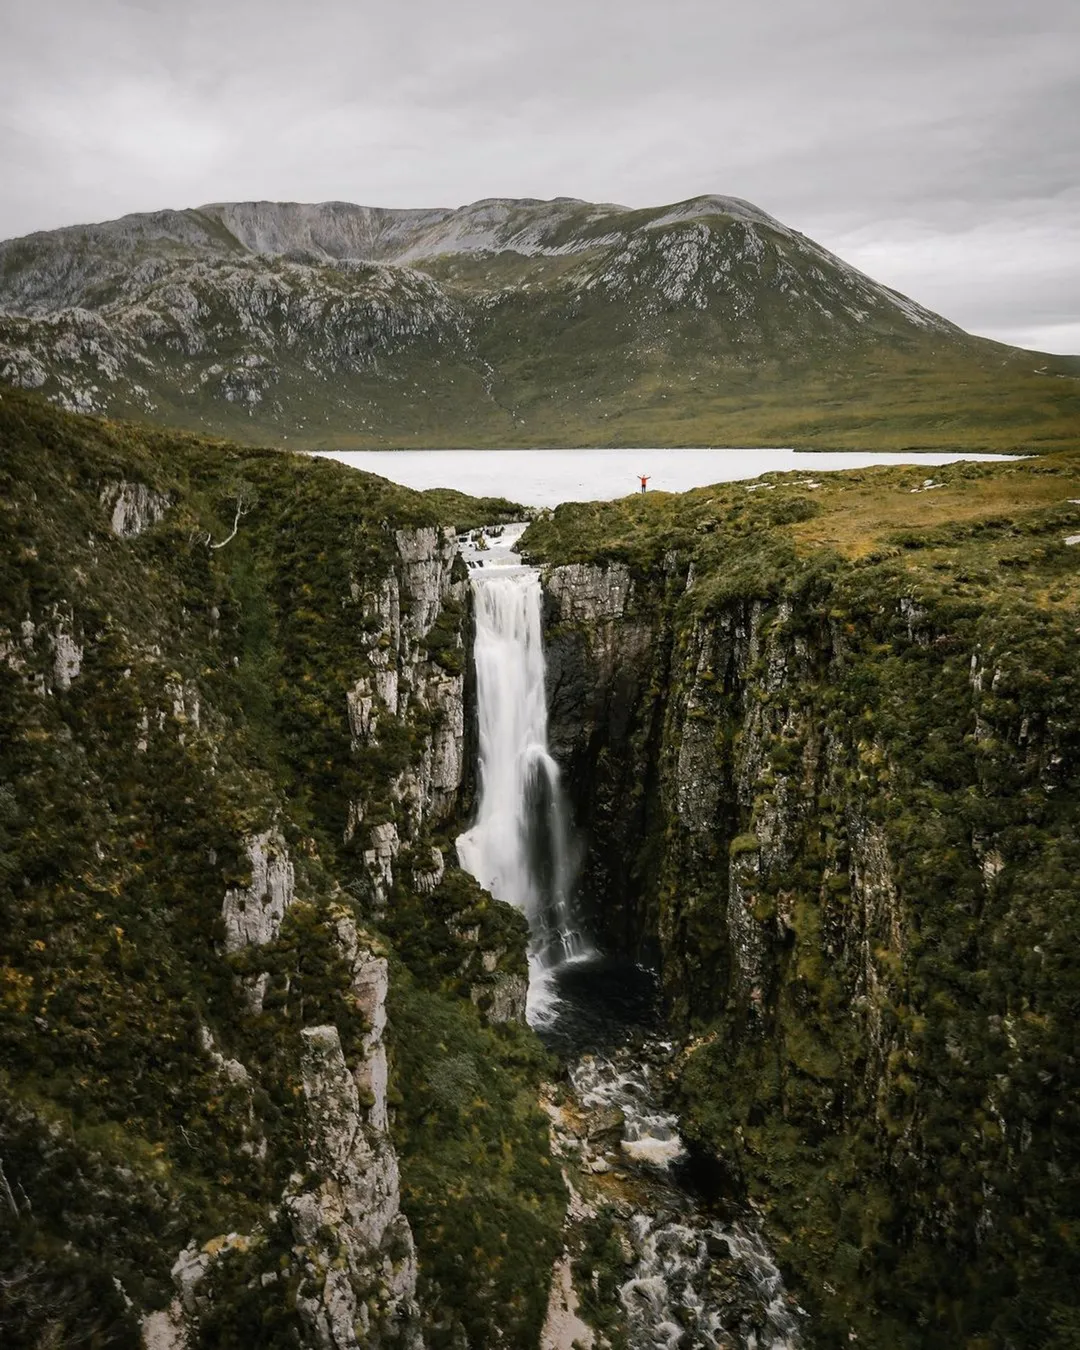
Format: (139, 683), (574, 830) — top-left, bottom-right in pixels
(571, 1209), (631, 1346)
(389, 976), (564, 1349)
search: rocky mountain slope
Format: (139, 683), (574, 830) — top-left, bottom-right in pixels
(524, 450), (1080, 1348)
(0, 388), (559, 1348)
(2, 196), (1076, 451)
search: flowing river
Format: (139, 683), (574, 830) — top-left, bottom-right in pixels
(456, 524), (806, 1350)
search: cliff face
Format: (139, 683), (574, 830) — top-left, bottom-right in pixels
(0, 391), (561, 1349)
(528, 457), (1080, 1348)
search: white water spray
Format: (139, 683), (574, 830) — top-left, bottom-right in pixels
(456, 525), (590, 1020)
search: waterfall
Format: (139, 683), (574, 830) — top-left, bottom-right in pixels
(456, 527), (589, 1019)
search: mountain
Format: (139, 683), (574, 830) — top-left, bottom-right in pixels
(1, 195), (1077, 449)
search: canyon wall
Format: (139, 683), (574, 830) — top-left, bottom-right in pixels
(0, 391), (560, 1349)
(532, 467), (1080, 1349)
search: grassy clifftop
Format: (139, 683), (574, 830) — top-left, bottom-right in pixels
(523, 439), (1080, 581)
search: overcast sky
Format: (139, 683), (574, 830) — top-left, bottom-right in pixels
(2, 0), (1077, 352)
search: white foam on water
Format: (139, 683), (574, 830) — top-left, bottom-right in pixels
(564, 1046), (807, 1347)
(571, 1051), (687, 1172)
(620, 1136), (687, 1167)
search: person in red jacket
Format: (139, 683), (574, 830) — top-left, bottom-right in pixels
(639, 474), (650, 493)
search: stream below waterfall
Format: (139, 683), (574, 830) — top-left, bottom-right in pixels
(455, 524), (806, 1350)
(536, 957), (805, 1350)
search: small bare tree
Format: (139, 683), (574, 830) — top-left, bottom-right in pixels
(205, 479), (258, 550)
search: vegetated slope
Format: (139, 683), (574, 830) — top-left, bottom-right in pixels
(1, 196), (1076, 451)
(0, 387), (559, 1349)
(524, 449), (1080, 1348)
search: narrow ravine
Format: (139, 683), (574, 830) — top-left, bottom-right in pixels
(456, 524), (806, 1350)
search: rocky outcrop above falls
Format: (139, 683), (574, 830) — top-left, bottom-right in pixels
(349, 524), (468, 908)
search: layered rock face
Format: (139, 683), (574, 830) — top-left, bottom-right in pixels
(149, 862), (424, 1349)
(543, 559), (674, 958)
(148, 918), (422, 1350)
(537, 531), (1080, 1349)
(286, 936), (421, 1350)
(347, 526), (467, 887)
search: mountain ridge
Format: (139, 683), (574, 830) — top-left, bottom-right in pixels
(0, 194), (1076, 451)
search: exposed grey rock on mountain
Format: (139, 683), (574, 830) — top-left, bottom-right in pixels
(0, 193), (994, 447)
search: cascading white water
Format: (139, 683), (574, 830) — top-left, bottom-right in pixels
(456, 525), (590, 1018)
(457, 526), (808, 1349)
(569, 1047), (805, 1349)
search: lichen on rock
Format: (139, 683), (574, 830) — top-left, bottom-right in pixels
(221, 828), (295, 953)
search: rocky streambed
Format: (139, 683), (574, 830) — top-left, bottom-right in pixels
(536, 958), (806, 1350)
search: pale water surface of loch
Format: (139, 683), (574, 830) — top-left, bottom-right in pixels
(312, 446), (1016, 506)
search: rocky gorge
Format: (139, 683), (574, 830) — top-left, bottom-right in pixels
(0, 389), (559, 1348)
(525, 456), (1080, 1348)
(2, 386), (1080, 1348)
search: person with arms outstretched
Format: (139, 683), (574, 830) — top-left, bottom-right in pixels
(639, 474), (650, 494)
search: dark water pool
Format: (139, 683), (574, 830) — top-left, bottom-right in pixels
(533, 954), (661, 1057)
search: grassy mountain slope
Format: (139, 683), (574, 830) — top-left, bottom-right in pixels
(1, 196), (1075, 451)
